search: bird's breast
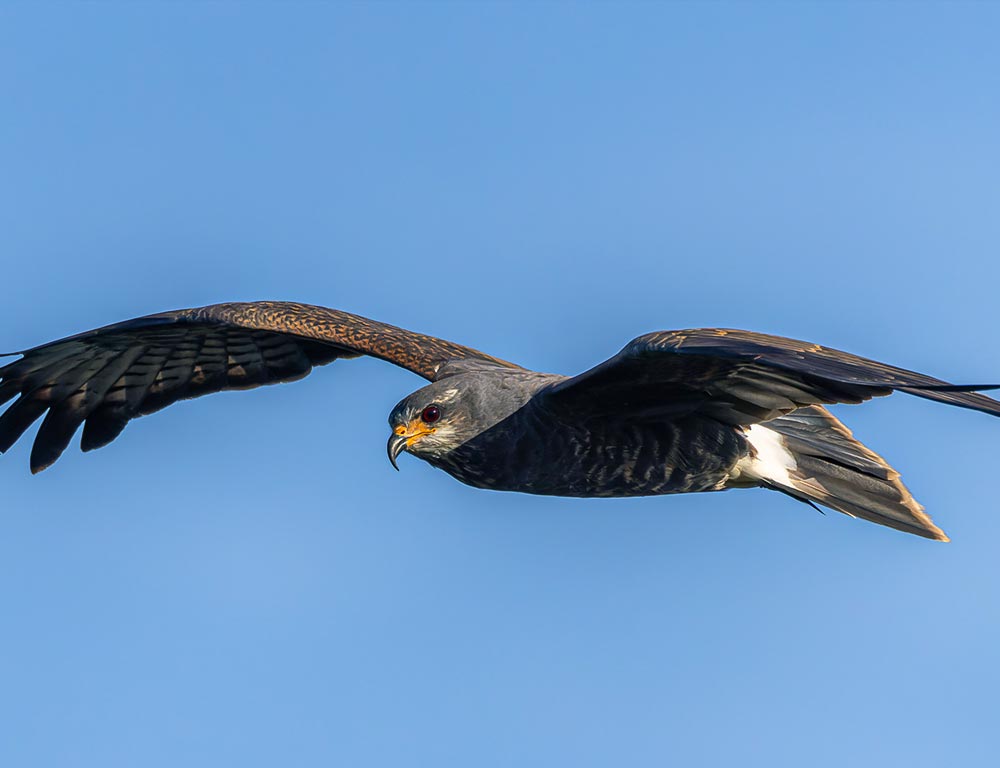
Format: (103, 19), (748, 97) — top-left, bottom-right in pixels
(430, 405), (749, 498)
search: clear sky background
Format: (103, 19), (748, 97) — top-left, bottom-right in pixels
(1, 2), (998, 766)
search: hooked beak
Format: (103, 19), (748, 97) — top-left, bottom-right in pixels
(387, 432), (408, 471)
(387, 420), (436, 470)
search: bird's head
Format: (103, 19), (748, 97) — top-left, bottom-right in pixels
(386, 371), (539, 469)
(386, 380), (482, 468)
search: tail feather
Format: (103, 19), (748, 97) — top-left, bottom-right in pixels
(734, 406), (947, 541)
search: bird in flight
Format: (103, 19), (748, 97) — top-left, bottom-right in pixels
(2, 301), (997, 541)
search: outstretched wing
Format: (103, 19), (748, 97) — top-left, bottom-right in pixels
(0, 301), (518, 472)
(546, 328), (1000, 424)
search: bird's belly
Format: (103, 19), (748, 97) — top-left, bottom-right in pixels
(434, 416), (749, 498)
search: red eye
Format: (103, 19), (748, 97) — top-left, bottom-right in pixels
(421, 405), (441, 424)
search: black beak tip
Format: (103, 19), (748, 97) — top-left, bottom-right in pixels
(387, 434), (406, 471)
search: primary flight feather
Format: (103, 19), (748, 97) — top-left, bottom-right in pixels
(3, 301), (998, 541)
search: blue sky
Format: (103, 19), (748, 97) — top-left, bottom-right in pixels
(1, 2), (998, 766)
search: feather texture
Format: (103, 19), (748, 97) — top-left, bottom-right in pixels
(547, 328), (1000, 424)
(0, 302), (518, 471)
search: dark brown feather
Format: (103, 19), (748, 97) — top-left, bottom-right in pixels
(547, 327), (1000, 424)
(0, 301), (519, 469)
(764, 406), (947, 540)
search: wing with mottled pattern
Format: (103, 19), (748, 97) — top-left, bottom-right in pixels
(0, 301), (518, 471)
(546, 328), (1000, 424)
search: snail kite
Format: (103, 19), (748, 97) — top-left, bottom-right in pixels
(2, 301), (999, 541)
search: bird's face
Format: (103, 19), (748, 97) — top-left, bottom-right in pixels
(386, 382), (481, 468)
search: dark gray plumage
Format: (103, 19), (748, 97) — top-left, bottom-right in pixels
(3, 302), (1000, 541)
